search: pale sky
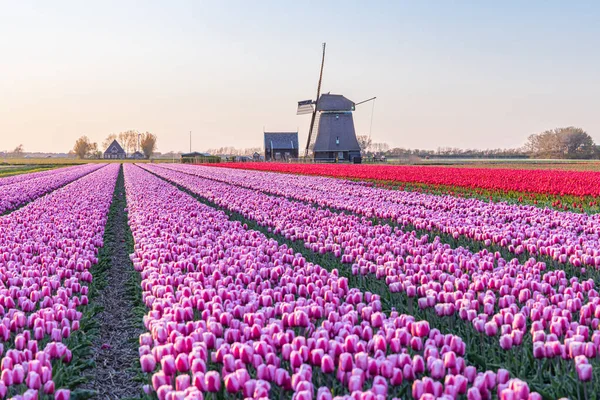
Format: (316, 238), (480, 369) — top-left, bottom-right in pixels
(1, 1), (598, 153)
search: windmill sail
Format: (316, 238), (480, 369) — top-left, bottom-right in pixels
(308, 112), (320, 153)
(297, 100), (314, 115)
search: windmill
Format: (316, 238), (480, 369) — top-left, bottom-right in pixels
(297, 43), (376, 163)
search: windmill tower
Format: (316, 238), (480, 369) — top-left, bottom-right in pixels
(297, 43), (375, 163)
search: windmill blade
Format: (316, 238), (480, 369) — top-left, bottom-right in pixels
(305, 42), (326, 157)
(297, 100), (314, 115)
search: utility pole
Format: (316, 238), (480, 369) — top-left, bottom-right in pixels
(189, 131), (192, 153)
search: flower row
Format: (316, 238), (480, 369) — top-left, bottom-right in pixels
(0, 166), (90, 187)
(164, 164), (600, 271)
(214, 163), (600, 198)
(0, 164), (105, 215)
(0, 163), (119, 399)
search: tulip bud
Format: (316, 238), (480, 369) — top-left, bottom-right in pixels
(577, 364), (592, 382)
(55, 389), (71, 400)
(44, 380), (55, 394)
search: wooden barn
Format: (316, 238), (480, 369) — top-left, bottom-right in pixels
(264, 132), (299, 161)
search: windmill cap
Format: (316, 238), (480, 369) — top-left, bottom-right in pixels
(317, 94), (355, 112)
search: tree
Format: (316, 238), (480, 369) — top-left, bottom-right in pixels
(140, 132), (157, 158)
(102, 133), (118, 151)
(356, 135), (372, 153)
(88, 142), (102, 159)
(11, 144), (24, 158)
(371, 142), (390, 153)
(526, 127), (596, 159)
(73, 136), (94, 159)
(118, 130), (138, 155)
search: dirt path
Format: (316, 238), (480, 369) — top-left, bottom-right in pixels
(83, 166), (145, 399)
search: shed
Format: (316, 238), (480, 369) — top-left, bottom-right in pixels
(264, 132), (299, 161)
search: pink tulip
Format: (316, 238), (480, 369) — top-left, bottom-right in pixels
(577, 364), (592, 382)
(44, 380), (55, 394)
(467, 387), (482, 400)
(175, 354), (190, 372)
(390, 368), (403, 386)
(321, 355), (335, 374)
(13, 365), (25, 384)
(141, 354), (156, 373)
(55, 389), (70, 400)
(429, 359), (444, 379)
(317, 387), (333, 400)
(224, 373), (240, 393)
(26, 371), (42, 390)
(499, 334), (513, 350)
(205, 371), (221, 392)
(161, 355), (176, 375)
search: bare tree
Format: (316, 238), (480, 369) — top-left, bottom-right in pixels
(371, 142), (390, 153)
(356, 135), (372, 153)
(102, 133), (118, 151)
(11, 144), (24, 158)
(73, 136), (93, 159)
(118, 130), (138, 155)
(89, 142), (101, 159)
(140, 132), (157, 158)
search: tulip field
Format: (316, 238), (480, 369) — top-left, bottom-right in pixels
(3, 162), (600, 399)
(214, 163), (600, 213)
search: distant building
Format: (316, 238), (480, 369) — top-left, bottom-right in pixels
(103, 140), (126, 159)
(131, 151), (146, 159)
(264, 132), (299, 161)
(181, 152), (211, 158)
(181, 152), (220, 164)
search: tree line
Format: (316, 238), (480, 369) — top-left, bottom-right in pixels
(357, 127), (598, 160)
(524, 127), (597, 159)
(73, 131), (157, 159)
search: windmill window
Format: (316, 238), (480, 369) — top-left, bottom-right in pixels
(336, 114), (339, 119)
(336, 136), (340, 145)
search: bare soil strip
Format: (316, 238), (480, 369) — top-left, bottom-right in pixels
(82, 165), (145, 399)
